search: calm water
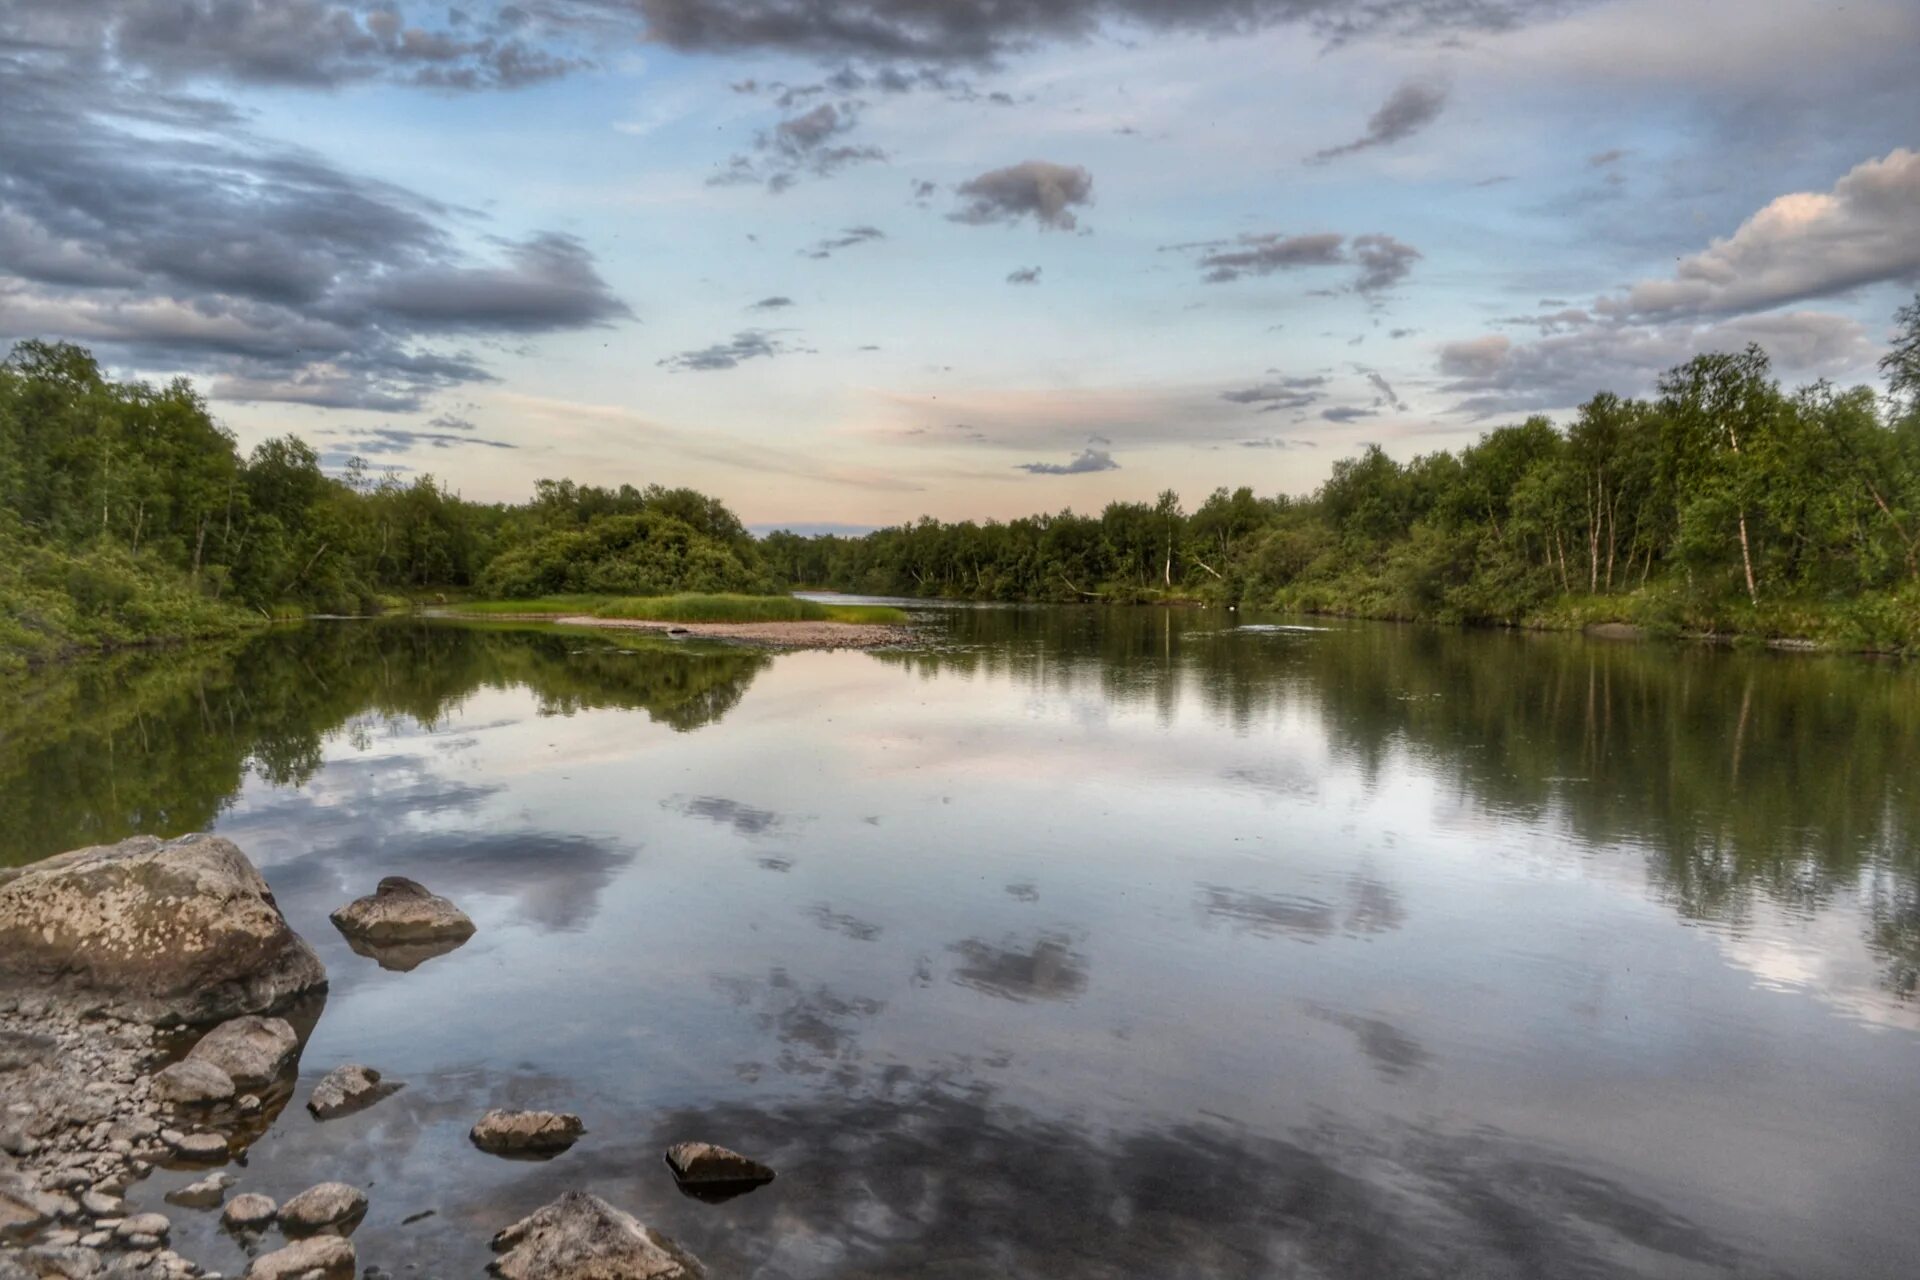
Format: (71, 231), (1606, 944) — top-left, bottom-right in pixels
(4, 611), (1918, 1278)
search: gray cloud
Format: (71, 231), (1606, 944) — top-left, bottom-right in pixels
(1352, 234), (1422, 293)
(750, 295), (796, 309)
(1239, 437), (1317, 449)
(1588, 148), (1629, 167)
(1016, 448), (1119, 475)
(631, 0), (1579, 63)
(1310, 78), (1449, 163)
(0, 20), (628, 411)
(1321, 406), (1378, 422)
(325, 426), (519, 455)
(1362, 369), (1406, 409)
(803, 225), (886, 258)
(16, 1), (586, 92)
(710, 100), (888, 191)
(1196, 232), (1346, 282)
(1188, 230), (1419, 295)
(1436, 310), (1876, 415)
(1006, 266), (1043, 285)
(658, 328), (804, 371)
(951, 161), (1093, 231)
(1221, 381), (1323, 409)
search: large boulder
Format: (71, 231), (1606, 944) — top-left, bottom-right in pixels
(470, 1110), (584, 1157)
(244, 1235), (356, 1280)
(185, 1016), (299, 1090)
(330, 878), (474, 946)
(279, 1182), (367, 1238)
(0, 834), (326, 1025)
(489, 1191), (704, 1280)
(152, 1058), (237, 1106)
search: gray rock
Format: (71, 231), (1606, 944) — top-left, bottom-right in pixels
(305, 1066), (397, 1121)
(221, 1193), (277, 1232)
(152, 1059), (237, 1107)
(488, 1191), (704, 1280)
(163, 1131), (229, 1163)
(183, 1016), (298, 1091)
(469, 1110), (584, 1157)
(243, 1235), (356, 1280)
(0, 1172), (59, 1240)
(21, 1245), (103, 1278)
(164, 1170), (235, 1210)
(329, 879), (474, 945)
(80, 1189), (122, 1217)
(277, 1182), (366, 1238)
(114, 1211), (170, 1241)
(663, 1142), (775, 1187)
(0, 834), (326, 1026)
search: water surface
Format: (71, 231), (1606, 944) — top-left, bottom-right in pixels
(4, 611), (1917, 1278)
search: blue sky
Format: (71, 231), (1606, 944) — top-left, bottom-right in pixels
(3, 1), (1917, 527)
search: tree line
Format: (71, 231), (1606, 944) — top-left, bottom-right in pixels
(765, 298), (1920, 651)
(3, 294), (1917, 666)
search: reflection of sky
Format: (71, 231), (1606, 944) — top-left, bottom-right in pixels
(138, 638), (1920, 1279)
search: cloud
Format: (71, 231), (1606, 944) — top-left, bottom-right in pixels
(1596, 148), (1920, 320)
(426, 413), (476, 431)
(325, 426), (518, 455)
(22, 1), (586, 92)
(630, 0), (1574, 63)
(950, 161), (1093, 231)
(803, 225), (886, 258)
(1015, 448), (1119, 475)
(750, 295), (796, 309)
(0, 21), (628, 411)
(1588, 148), (1629, 167)
(710, 100), (888, 191)
(1239, 437), (1317, 449)
(658, 329), (806, 371)
(1195, 232), (1346, 283)
(1221, 381), (1323, 409)
(1351, 234), (1422, 293)
(1321, 406), (1378, 423)
(1186, 231), (1420, 294)
(1310, 78), (1449, 163)
(1362, 369), (1407, 409)
(1436, 310), (1876, 415)
(1006, 266), (1043, 285)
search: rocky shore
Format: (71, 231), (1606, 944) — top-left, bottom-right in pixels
(2, 833), (761, 1278)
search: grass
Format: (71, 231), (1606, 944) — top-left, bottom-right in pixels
(593, 593), (909, 625)
(454, 593), (909, 625)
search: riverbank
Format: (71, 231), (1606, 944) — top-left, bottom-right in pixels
(546, 613), (913, 649)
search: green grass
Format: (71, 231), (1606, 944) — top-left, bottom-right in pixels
(454, 593), (909, 625)
(448, 595), (620, 615)
(593, 593), (908, 624)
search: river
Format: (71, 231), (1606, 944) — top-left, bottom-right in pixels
(3, 608), (1916, 1278)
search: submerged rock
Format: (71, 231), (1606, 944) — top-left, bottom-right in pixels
(165, 1170), (236, 1210)
(0, 833), (326, 1026)
(152, 1057), (237, 1106)
(470, 1110), (585, 1157)
(222, 1192), (278, 1232)
(244, 1234), (356, 1280)
(488, 1191), (704, 1280)
(164, 1130), (230, 1164)
(330, 878), (475, 948)
(307, 1063), (398, 1120)
(664, 1142), (776, 1202)
(279, 1182), (367, 1238)
(184, 1016), (298, 1090)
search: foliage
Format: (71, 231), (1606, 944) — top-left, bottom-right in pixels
(764, 297), (1920, 653)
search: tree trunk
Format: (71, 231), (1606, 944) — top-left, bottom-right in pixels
(1736, 509), (1758, 605)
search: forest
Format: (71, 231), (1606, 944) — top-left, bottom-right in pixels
(2, 293), (1917, 668)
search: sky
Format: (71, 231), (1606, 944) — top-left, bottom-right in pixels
(2, 1), (1917, 532)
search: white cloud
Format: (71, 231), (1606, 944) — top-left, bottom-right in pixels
(1599, 149), (1920, 319)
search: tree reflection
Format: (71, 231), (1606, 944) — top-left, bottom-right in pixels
(0, 622), (769, 866)
(882, 610), (1920, 997)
